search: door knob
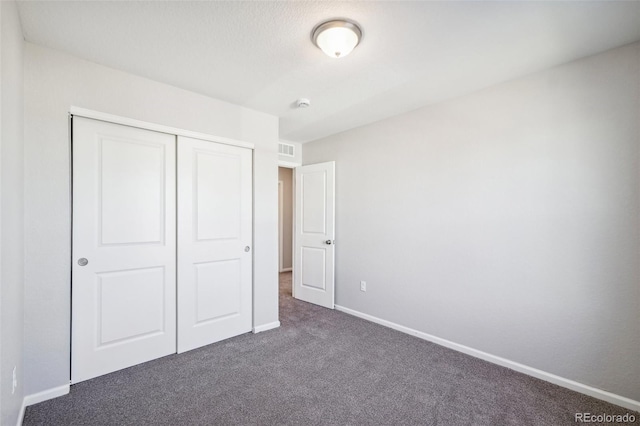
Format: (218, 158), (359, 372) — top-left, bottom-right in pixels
(244, 246), (251, 252)
(325, 240), (333, 245)
(78, 258), (88, 266)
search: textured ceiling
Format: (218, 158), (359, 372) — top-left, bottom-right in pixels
(17, 1), (640, 143)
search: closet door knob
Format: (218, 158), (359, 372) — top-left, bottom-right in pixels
(78, 258), (88, 266)
(244, 246), (251, 252)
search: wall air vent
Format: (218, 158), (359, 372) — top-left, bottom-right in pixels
(279, 142), (295, 157)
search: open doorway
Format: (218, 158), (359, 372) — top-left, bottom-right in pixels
(278, 166), (294, 296)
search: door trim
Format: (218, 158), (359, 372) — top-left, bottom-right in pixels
(278, 179), (293, 273)
(278, 180), (285, 272)
(70, 107), (254, 150)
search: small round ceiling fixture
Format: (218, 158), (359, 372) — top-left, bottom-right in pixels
(311, 19), (362, 59)
(296, 98), (311, 108)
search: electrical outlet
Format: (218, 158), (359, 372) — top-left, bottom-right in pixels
(360, 281), (366, 292)
(12, 367), (17, 395)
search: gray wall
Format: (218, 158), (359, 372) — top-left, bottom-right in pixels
(278, 167), (293, 270)
(0, 1), (24, 424)
(303, 42), (640, 401)
(23, 42), (279, 397)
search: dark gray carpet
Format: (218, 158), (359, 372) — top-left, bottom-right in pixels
(24, 272), (638, 425)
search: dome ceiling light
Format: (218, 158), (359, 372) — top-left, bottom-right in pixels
(311, 19), (363, 59)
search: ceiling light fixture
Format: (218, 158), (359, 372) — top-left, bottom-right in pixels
(311, 19), (362, 59)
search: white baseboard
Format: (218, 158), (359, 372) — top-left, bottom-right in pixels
(17, 398), (26, 426)
(335, 304), (640, 413)
(23, 383), (70, 408)
(17, 383), (70, 425)
(253, 321), (280, 333)
(279, 267), (292, 273)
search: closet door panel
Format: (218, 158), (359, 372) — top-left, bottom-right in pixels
(177, 136), (253, 353)
(72, 117), (176, 384)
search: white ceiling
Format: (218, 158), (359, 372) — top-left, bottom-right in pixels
(16, 1), (640, 143)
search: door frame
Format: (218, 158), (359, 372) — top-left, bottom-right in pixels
(69, 107), (256, 380)
(278, 180), (284, 272)
(277, 163), (298, 296)
(70, 107), (254, 149)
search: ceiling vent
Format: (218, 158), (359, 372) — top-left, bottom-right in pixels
(279, 142), (295, 158)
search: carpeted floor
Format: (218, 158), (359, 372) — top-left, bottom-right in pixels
(24, 272), (637, 425)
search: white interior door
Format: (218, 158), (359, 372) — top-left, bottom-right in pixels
(294, 161), (335, 309)
(72, 117), (176, 384)
(177, 136), (253, 353)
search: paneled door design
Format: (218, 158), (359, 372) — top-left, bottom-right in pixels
(294, 161), (335, 309)
(72, 117), (177, 384)
(177, 136), (253, 353)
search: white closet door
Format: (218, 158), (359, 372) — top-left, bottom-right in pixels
(72, 117), (176, 384)
(177, 136), (253, 353)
